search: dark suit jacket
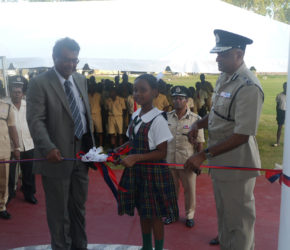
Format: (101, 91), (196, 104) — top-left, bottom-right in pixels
(26, 69), (95, 178)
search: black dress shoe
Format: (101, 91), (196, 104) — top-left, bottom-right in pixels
(209, 236), (220, 245)
(25, 195), (38, 204)
(164, 217), (173, 225)
(0, 210), (11, 219)
(185, 219), (195, 228)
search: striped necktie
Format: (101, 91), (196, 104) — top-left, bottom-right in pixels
(64, 80), (84, 139)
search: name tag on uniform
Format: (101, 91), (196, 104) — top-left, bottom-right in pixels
(220, 91), (231, 98)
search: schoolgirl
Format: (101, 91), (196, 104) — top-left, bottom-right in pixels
(118, 74), (178, 250)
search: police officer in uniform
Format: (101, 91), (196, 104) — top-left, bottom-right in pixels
(185, 30), (264, 250)
(0, 90), (20, 219)
(165, 86), (204, 227)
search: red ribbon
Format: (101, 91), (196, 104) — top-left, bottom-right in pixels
(77, 150), (127, 192)
(137, 162), (282, 174)
(280, 174), (290, 187)
(107, 144), (132, 163)
(93, 162), (127, 192)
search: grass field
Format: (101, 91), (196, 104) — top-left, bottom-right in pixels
(95, 73), (287, 170)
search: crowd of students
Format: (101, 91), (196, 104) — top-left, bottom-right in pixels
(86, 72), (213, 149)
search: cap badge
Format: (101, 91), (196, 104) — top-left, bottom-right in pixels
(215, 33), (220, 43)
(176, 87), (181, 93)
(17, 77), (21, 81)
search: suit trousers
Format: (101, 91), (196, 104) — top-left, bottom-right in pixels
(42, 138), (89, 250)
(212, 177), (256, 250)
(0, 160), (9, 211)
(9, 149), (36, 198)
(170, 168), (196, 219)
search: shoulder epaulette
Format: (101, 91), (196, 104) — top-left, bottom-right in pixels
(241, 76), (254, 86)
(0, 102), (11, 121)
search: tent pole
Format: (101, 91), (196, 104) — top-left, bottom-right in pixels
(0, 56), (8, 97)
(277, 31), (290, 250)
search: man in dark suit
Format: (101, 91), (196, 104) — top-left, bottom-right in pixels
(27, 37), (95, 250)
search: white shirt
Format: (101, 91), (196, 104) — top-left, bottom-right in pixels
(126, 107), (173, 150)
(54, 68), (87, 134)
(10, 99), (34, 152)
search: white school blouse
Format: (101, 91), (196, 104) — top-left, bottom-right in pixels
(126, 107), (173, 150)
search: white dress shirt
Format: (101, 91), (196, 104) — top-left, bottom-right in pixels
(10, 99), (34, 152)
(54, 68), (87, 134)
(127, 107), (173, 150)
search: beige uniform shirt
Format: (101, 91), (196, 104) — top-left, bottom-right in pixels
(89, 92), (102, 114)
(153, 93), (169, 111)
(0, 100), (15, 158)
(105, 96), (126, 116)
(10, 99), (34, 152)
(208, 63), (264, 181)
(167, 109), (205, 168)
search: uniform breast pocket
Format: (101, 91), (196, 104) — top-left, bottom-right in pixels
(214, 96), (232, 116)
(182, 126), (190, 134)
(0, 109), (8, 120)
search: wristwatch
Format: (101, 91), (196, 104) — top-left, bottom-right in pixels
(14, 147), (20, 151)
(204, 148), (213, 160)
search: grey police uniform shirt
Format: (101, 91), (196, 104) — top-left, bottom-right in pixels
(208, 63), (264, 181)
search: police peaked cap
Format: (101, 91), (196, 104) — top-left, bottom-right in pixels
(210, 29), (253, 53)
(171, 86), (189, 97)
(9, 75), (25, 85)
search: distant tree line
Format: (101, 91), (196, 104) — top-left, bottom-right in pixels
(222, 0), (289, 24)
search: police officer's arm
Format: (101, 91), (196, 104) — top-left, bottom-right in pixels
(185, 134), (249, 174)
(188, 114), (208, 144)
(195, 142), (203, 153)
(185, 84), (263, 174)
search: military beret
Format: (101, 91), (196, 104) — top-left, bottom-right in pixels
(210, 29), (253, 53)
(171, 86), (189, 97)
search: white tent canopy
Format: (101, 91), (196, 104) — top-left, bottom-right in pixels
(0, 0), (289, 73)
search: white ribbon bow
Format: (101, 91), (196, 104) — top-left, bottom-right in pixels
(81, 146), (108, 162)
